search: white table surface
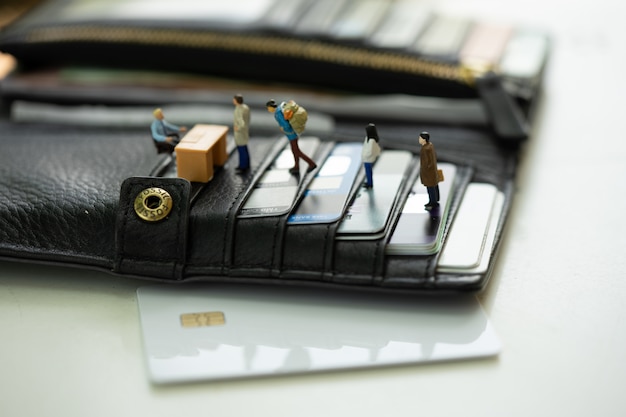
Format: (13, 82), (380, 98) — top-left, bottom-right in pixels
(2, 1), (626, 416)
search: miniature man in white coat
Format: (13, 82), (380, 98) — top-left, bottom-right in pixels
(232, 94), (251, 172)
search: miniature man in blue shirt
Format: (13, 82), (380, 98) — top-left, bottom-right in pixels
(151, 108), (187, 154)
(266, 99), (316, 174)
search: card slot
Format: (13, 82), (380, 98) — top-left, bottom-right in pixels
(331, 155), (421, 283)
(280, 222), (339, 280)
(385, 163), (459, 256)
(435, 181), (513, 292)
(186, 138), (283, 269)
(276, 142), (363, 279)
(228, 141), (335, 276)
(437, 183), (499, 271)
(229, 215), (285, 275)
(337, 150), (415, 237)
(382, 166), (473, 288)
(222, 138), (294, 269)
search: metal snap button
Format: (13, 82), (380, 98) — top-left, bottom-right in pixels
(133, 187), (173, 222)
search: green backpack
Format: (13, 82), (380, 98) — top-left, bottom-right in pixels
(282, 100), (308, 135)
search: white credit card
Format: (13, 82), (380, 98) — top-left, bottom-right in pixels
(368, 0), (433, 49)
(137, 283), (501, 384)
(412, 15), (472, 56)
(438, 183), (505, 274)
(329, 0), (391, 40)
(499, 30), (550, 80)
(337, 150), (413, 239)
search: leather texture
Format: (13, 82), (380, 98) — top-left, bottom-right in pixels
(0, 120), (514, 293)
(0, 122), (163, 268)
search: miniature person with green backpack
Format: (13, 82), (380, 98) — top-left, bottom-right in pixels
(266, 99), (317, 174)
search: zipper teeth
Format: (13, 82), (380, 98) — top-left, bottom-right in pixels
(26, 26), (473, 85)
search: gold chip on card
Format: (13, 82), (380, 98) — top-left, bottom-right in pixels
(180, 311), (225, 328)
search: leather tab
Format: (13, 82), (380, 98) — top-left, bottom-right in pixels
(115, 177), (191, 280)
(476, 71), (529, 143)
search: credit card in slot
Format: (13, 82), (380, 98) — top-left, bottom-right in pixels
(238, 137), (320, 218)
(368, 0), (433, 48)
(293, 0), (351, 36)
(287, 142), (362, 225)
(499, 30), (550, 81)
(259, 0), (310, 29)
(336, 150), (413, 239)
(467, 191), (505, 274)
(436, 183), (497, 270)
(459, 23), (513, 69)
(329, 0), (392, 40)
(438, 185), (505, 274)
(385, 163), (457, 255)
(413, 15), (473, 57)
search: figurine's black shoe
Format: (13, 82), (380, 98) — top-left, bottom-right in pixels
(289, 167), (300, 174)
(235, 166), (249, 173)
(306, 164), (317, 173)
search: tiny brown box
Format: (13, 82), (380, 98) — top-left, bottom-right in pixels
(175, 124), (229, 182)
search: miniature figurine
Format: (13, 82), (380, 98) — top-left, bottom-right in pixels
(418, 131), (440, 210)
(266, 99), (317, 174)
(150, 108), (187, 154)
(362, 123), (382, 188)
(232, 94), (251, 172)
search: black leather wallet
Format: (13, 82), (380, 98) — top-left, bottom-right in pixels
(0, 0), (548, 294)
(0, 117), (516, 294)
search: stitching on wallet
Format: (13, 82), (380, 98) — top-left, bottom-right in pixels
(269, 216), (281, 273)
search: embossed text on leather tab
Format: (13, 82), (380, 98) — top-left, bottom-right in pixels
(133, 187), (173, 222)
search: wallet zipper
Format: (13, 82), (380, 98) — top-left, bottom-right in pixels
(21, 25), (527, 141)
(24, 25), (488, 88)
